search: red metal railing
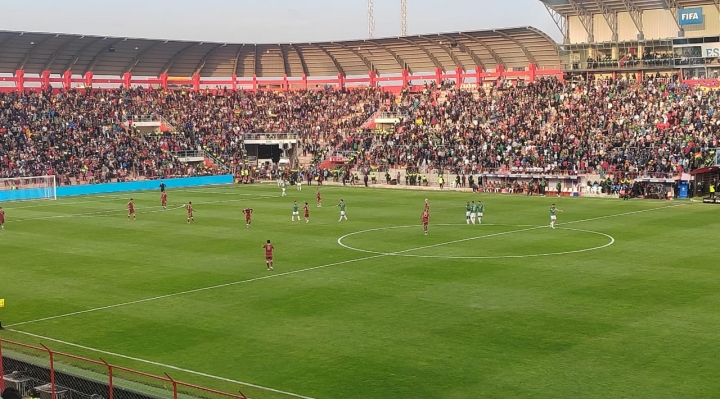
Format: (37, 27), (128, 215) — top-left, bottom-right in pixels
(0, 339), (249, 399)
(0, 63), (561, 92)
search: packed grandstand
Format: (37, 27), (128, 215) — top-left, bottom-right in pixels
(1, 77), (718, 185)
(1, 1), (719, 194)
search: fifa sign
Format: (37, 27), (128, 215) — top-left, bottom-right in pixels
(678, 8), (703, 25)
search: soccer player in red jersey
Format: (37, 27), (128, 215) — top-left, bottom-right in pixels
(127, 199), (136, 221)
(316, 188), (322, 207)
(161, 192), (168, 210)
(421, 210), (430, 235)
(186, 202), (195, 224)
(243, 207), (253, 228)
(303, 201), (310, 223)
(0, 206), (5, 230)
(263, 239), (275, 270)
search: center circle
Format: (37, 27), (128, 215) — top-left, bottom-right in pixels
(337, 223), (615, 260)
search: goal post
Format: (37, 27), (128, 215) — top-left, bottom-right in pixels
(0, 175), (57, 202)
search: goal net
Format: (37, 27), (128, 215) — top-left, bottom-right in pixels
(0, 175), (57, 202)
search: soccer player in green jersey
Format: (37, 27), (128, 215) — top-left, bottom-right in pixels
(470, 200), (477, 225)
(476, 201), (484, 224)
(465, 201), (472, 224)
(292, 200), (300, 221)
(336, 199), (348, 222)
(550, 203), (563, 229)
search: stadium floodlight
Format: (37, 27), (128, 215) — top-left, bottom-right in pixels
(368, 0), (375, 38)
(0, 175), (57, 202)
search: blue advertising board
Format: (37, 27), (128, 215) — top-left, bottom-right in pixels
(678, 7), (703, 25)
(0, 175), (234, 201)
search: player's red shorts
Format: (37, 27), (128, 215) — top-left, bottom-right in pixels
(0, 216), (5, 224)
(265, 255), (273, 261)
(422, 220), (429, 226)
(304, 212), (309, 218)
(128, 208), (135, 214)
(187, 212), (193, 217)
(246, 217), (252, 222)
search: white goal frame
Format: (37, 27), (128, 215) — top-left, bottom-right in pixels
(0, 175), (57, 202)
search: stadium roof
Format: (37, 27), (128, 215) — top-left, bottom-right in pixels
(0, 27), (560, 78)
(540, 0), (714, 16)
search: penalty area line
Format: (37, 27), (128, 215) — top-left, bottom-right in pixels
(5, 329), (318, 399)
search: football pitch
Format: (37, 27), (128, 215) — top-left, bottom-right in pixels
(2, 184), (720, 399)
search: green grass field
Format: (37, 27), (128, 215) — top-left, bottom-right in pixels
(2, 184), (720, 399)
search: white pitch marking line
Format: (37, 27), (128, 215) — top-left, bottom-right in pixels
(7, 203), (683, 327)
(6, 254), (385, 329)
(6, 196), (279, 223)
(339, 225), (615, 259)
(4, 329), (317, 399)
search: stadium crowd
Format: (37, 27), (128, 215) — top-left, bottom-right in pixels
(0, 87), (384, 183)
(1, 76), (719, 186)
(357, 77), (719, 178)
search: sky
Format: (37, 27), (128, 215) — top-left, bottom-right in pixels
(1, 0), (561, 43)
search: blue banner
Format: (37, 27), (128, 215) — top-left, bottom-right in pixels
(0, 175), (234, 201)
(679, 8), (703, 25)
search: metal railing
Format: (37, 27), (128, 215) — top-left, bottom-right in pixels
(0, 339), (250, 399)
(242, 133), (298, 141)
(201, 148), (232, 172)
(171, 150), (205, 159)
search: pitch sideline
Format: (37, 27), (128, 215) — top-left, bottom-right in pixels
(4, 329), (318, 399)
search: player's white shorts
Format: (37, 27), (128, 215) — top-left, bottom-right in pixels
(478, 213), (483, 217)
(340, 211), (346, 216)
(293, 211), (299, 216)
(551, 215), (557, 221)
(470, 213), (477, 219)
(466, 211), (471, 217)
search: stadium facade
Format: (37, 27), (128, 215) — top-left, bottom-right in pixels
(0, 27), (562, 91)
(541, 0), (720, 80)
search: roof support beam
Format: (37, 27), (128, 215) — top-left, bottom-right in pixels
(366, 40), (409, 73)
(662, 0), (684, 36)
(619, 0), (644, 39)
(124, 41), (165, 74)
(433, 35), (471, 70)
(253, 44), (259, 76)
(335, 43), (378, 75)
(62, 36), (105, 72)
(494, 30), (537, 65)
(458, 33), (505, 68)
(593, 0), (618, 41)
(16, 35), (57, 71)
(193, 43), (225, 76)
(232, 44), (245, 76)
(313, 44), (346, 76)
(42, 36), (81, 71)
(160, 42), (200, 75)
(290, 44), (309, 76)
(543, 5), (569, 45)
(82, 38), (125, 75)
(567, 0), (594, 43)
(278, 44), (290, 76)
(399, 37), (446, 72)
